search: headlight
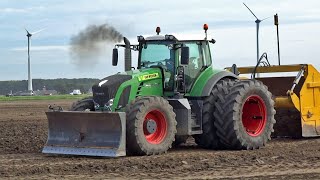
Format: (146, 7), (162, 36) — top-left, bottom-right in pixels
(105, 98), (114, 107)
(103, 99), (114, 111)
(137, 35), (145, 42)
(94, 102), (100, 110)
(165, 35), (176, 40)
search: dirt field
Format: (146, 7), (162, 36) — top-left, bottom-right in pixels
(1, 100), (320, 179)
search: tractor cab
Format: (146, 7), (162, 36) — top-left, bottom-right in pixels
(112, 26), (216, 96)
(138, 35), (214, 94)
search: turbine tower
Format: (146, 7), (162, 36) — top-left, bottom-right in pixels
(243, 3), (270, 63)
(25, 28), (44, 93)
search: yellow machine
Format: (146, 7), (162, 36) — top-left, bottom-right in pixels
(226, 64), (320, 137)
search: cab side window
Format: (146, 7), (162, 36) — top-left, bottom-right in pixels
(183, 42), (204, 91)
(202, 43), (212, 66)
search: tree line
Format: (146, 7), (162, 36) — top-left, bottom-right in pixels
(0, 78), (99, 95)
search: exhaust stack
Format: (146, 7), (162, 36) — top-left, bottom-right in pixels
(123, 37), (131, 71)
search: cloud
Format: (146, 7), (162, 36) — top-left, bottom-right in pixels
(0, 8), (28, 13)
(11, 45), (69, 51)
(1, 0), (320, 80)
(0, 6), (44, 13)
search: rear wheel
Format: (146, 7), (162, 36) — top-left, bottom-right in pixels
(214, 80), (276, 150)
(70, 97), (94, 111)
(194, 79), (236, 149)
(126, 96), (177, 155)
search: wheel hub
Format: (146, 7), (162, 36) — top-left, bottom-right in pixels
(242, 95), (267, 137)
(143, 109), (167, 144)
(146, 119), (157, 134)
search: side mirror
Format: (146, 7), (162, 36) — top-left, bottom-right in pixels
(181, 46), (189, 65)
(112, 48), (118, 66)
(210, 39), (216, 44)
(231, 64), (240, 76)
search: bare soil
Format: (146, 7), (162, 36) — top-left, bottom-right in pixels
(1, 100), (320, 179)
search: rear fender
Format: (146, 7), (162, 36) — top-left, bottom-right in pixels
(187, 67), (237, 97)
(201, 71), (237, 96)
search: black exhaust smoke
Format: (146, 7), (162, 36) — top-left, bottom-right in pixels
(70, 23), (123, 66)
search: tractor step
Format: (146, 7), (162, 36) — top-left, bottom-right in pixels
(169, 98), (203, 136)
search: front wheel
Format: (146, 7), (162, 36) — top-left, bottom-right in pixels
(70, 97), (94, 111)
(126, 96), (177, 155)
(214, 80), (276, 150)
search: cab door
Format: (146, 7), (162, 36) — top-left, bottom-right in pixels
(183, 42), (205, 91)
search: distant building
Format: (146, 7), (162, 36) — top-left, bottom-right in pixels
(70, 89), (82, 95)
(34, 90), (57, 96)
(33, 86), (58, 96)
(13, 91), (33, 96)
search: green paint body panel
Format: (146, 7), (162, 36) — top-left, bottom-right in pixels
(187, 67), (224, 97)
(112, 66), (225, 111)
(112, 68), (163, 111)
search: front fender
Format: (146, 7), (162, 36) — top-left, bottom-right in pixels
(112, 69), (164, 111)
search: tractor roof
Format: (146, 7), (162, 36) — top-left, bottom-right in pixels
(143, 34), (211, 42)
(145, 35), (166, 41)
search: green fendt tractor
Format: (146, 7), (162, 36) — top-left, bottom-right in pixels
(43, 25), (275, 157)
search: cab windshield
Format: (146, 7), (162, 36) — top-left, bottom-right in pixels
(140, 42), (174, 69)
(139, 41), (176, 91)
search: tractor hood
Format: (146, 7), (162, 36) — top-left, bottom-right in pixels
(92, 74), (132, 107)
(121, 67), (163, 80)
(93, 68), (163, 109)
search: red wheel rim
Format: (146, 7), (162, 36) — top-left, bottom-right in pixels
(242, 95), (267, 137)
(143, 109), (167, 144)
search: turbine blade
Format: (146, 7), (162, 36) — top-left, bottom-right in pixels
(261, 16), (272, 22)
(31, 28), (46, 35)
(243, 3), (259, 20)
(25, 28), (31, 35)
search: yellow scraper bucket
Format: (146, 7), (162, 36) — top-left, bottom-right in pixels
(43, 111), (126, 157)
(226, 64), (320, 137)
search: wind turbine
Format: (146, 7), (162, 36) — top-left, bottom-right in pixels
(25, 28), (45, 93)
(243, 3), (270, 63)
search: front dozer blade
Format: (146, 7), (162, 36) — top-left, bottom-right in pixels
(42, 111), (126, 157)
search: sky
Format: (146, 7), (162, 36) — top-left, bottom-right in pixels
(0, 0), (320, 81)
